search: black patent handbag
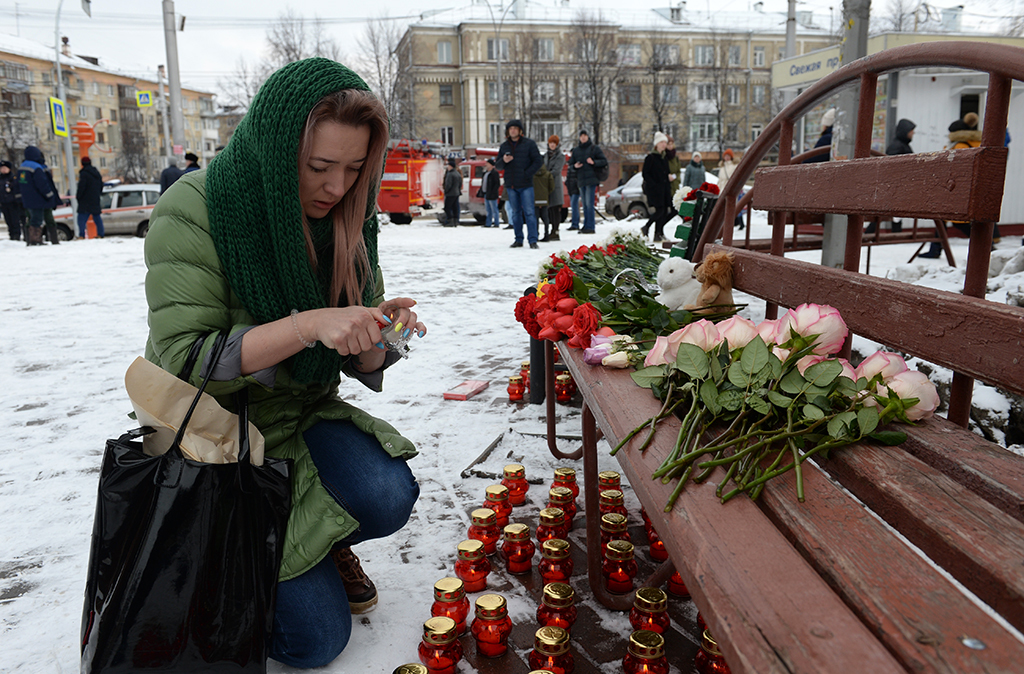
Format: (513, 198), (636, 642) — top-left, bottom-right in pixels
(81, 334), (292, 673)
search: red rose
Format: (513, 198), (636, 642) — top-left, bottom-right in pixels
(568, 302), (602, 345)
(514, 294), (535, 324)
(555, 297), (579, 314)
(554, 266), (575, 294)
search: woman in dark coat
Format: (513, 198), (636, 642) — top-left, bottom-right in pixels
(76, 157), (105, 238)
(642, 131), (673, 242)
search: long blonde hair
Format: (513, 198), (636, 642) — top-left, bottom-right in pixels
(297, 89), (389, 307)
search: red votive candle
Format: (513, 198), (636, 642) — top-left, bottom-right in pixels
(470, 593), (513, 658)
(418, 616), (463, 674)
(536, 581), (578, 633)
(484, 484), (512, 528)
(468, 507), (500, 555)
(528, 625), (575, 674)
(454, 539), (491, 592)
(501, 523), (536, 575)
(602, 540), (638, 595)
(431, 577), (470, 635)
(501, 463), (529, 506)
(623, 630), (670, 674)
(538, 538), (573, 584)
(629, 587), (671, 635)
(536, 507), (569, 545)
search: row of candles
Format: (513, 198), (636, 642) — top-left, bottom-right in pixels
(508, 360), (578, 403)
(395, 465), (730, 674)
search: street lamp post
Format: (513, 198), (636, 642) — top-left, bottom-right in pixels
(53, 0), (77, 197)
(484, 1), (518, 126)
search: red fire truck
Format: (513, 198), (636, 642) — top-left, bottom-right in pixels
(377, 140), (444, 224)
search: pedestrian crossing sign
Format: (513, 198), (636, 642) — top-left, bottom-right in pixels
(48, 97), (68, 137)
(136, 91), (153, 107)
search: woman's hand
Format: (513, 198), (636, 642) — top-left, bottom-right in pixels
(377, 297), (427, 343)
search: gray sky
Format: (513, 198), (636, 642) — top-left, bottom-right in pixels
(7, 0), (1018, 96)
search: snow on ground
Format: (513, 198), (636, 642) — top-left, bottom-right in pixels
(1, 209), (1021, 671)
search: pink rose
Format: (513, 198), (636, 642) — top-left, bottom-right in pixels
(589, 334), (614, 348)
(836, 358), (857, 381)
(666, 320), (722, 357)
(795, 355), (827, 375)
(716, 316), (759, 350)
(885, 370), (940, 421)
(644, 336), (671, 367)
(855, 351), (908, 383)
(756, 317), (783, 344)
(583, 343), (613, 365)
(777, 303), (848, 355)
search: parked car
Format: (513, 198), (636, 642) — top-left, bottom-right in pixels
(604, 171), (719, 220)
(52, 183), (161, 240)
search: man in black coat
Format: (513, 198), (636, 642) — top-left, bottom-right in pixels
(0, 160), (23, 241)
(482, 159), (501, 228)
(442, 157), (463, 227)
(76, 157), (105, 238)
(870, 118), (916, 234)
(495, 119), (543, 248)
(568, 129), (608, 234)
(160, 160), (184, 194)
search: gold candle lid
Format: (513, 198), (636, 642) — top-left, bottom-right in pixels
(548, 485), (573, 503)
(628, 630), (665, 659)
(471, 507), (497, 526)
(701, 629), (722, 656)
(539, 507), (566, 526)
(503, 463), (526, 479)
(541, 581), (575, 608)
(555, 373), (572, 383)
(503, 522), (531, 541)
(485, 484), (510, 502)
(393, 665), (429, 674)
(534, 625), (570, 654)
(433, 577), (466, 603)
(605, 539), (635, 561)
(600, 512), (628, 532)
(598, 470), (621, 486)
(521, 360), (531, 369)
(475, 593), (508, 619)
(633, 586), (668, 613)
(456, 539), (485, 560)
(509, 375), (524, 384)
(541, 538), (570, 560)
(554, 466), (577, 482)
(600, 489), (624, 505)
(422, 616), (458, 645)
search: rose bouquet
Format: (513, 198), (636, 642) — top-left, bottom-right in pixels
(540, 230), (663, 286)
(616, 304), (939, 509)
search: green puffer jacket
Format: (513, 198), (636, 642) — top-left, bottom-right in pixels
(144, 171), (417, 582)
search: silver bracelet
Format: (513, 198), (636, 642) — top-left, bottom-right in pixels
(290, 309), (316, 349)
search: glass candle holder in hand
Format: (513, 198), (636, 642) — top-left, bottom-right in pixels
(483, 484), (513, 528)
(501, 463), (529, 506)
(470, 593), (513, 658)
(454, 539), (491, 592)
(536, 507), (569, 545)
(536, 581), (578, 633)
(501, 523), (536, 575)
(431, 577), (470, 635)
(418, 616), (463, 674)
(623, 630), (670, 674)
(528, 625), (575, 674)
(602, 540), (638, 595)
(538, 538), (573, 584)
(629, 587), (671, 635)
(468, 508), (500, 555)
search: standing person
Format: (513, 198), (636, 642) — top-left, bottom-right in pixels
(718, 149), (745, 231)
(160, 160), (184, 194)
(544, 135), (565, 241)
(870, 118), (916, 235)
(641, 131), (673, 242)
(17, 146), (61, 246)
(482, 158), (501, 228)
(565, 161), (580, 231)
(495, 119), (543, 249)
(144, 58), (424, 668)
(533, 162), (554, 242)
(682, 151), (706, 191)
(804, 108), (835, 163)
(183, 151), (201, 173)
(569, 129), (607, 234)
(442, 157), (462, 227)
(0, 160), (24, 241)
(75, 157), (105, 239)
(666, 137), (682, 198)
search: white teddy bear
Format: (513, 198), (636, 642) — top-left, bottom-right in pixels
(656, 256), (702, 311)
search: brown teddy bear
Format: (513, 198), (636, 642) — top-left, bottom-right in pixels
(684, 251), (735, 313)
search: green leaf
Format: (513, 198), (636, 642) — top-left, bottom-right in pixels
(802, 404), (825, 421)
(780, 370), (806, 395)
(709, 349), (725, 383)
(767, 353), (783, 381)
(869, 430), (908, 446)
(747, 393), (771, 415)
(811, 395), (832, 411)
(700, 379), (722, 416)
(804, 359), (843, 387)
(676, 344), (710, 379)
(718, 390), (745, 411)
(631, 366), (666, 389)
(597, 282), (616, 298)
(740, 336), (771, 375)
(827, 411), (858, 439)
(768, 390), (794, 408)
(857, 406), (880, 436)
(727, 361), (750, 388)
(752, 363), (775, 389)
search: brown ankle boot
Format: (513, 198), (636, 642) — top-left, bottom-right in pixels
(330, 547), (378, 614)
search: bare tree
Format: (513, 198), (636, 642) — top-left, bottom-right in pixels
(1004, 14), (1024, 37)
(219, 57), (267, 109)
(116, 110), (149, 184)
(570, 10), (624, 146)
(0, 97), (37, 164)
(875, 0), (917, 32)
(505, 34), (545, 136)
(642, 31), (688, 146)
(354, 15), (404, 132)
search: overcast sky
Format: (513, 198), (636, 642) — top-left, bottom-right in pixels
(7, 0), (1018, 97)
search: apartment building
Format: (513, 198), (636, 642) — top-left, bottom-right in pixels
(0, 34), (217, 193)
(396, 2), (833, 170)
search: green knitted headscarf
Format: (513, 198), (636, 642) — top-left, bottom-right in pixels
(207, 58), (382, 384)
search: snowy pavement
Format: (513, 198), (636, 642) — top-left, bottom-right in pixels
(1, 211), (1022, 672)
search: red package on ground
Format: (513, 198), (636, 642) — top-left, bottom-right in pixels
(443, 380), (490, 401)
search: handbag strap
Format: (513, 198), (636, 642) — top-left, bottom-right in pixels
(169, 332), (228, 454)
(178, 332), (210, 382)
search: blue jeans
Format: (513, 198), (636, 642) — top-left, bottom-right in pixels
(485, 199), (500, 227)
(569, 193), (580, 228)
(269, 420), (419, 668)
(579, 184), (597, 231)
(506, 185), (538, 244)
(77, 212), (104, 237)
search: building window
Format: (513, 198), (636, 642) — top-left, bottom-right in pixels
(487, 38), (509, 61)
(653, 44), (680, 66)
(753, 46), (765, 67)
(77, 105), (87, 118)
(2, 61), (29, 82)
(619, 124), (642, 144)
(92, 81), (100, 95)
(439, 84), (453, 107)
(656, 85), (679, 104)
(107, 84), (115, 97)
(670, 7), (683, 21)
(536, 38), (554, 62)
(110, 109), (117, 121)
(533, 122), (564, 141)
(617, 44), (641, 66)
(751, 123), (764, 141)
(753, 85), (765, 106)
(42, 72), (51, 85)
(489, 122), (503, 144)
(576, 81), (594, 104)
(727, 85), (740, 106)
(441, 126), (454, 145)
(578, 39), (598, 62)
(696, 82), (716, 101)
(692, 115), (718, 141)
(94, 106), (103, 118)
(663, 124), (679, 140)
(437, 41), (452, 64)
(534, 81), (556, 103)
(726, 124), (739, 142)
(97, 132), (104, 144)
(618, 84), (641, 106)
(487, 81), (510, 103)
(99, 156), (106, 168)
(2, 91), (30, 110)
(728, 46), (742, 66)
(695, 45), (715, 66)
(778, 48), (787, 61)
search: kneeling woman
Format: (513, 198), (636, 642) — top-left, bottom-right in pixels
(144, 58), (424, 668)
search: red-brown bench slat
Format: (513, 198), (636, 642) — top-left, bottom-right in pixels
(752, 147), (1008, 222)
(759, 458), (1024, 673)
(560, 354), (906, 674)
(709, 244), (1024, 398)
(816, 440), (1024, 634)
